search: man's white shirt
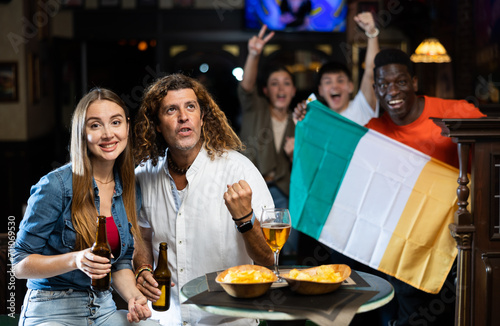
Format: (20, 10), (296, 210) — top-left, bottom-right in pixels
(136, 147), (274, 326)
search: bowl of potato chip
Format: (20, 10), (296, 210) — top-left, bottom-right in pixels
(215, 265), (278, 298)
(281, 264), (351, 295)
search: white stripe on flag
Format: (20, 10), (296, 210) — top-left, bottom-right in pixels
(318, 129), (430, 268)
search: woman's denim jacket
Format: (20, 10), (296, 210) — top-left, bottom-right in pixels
(11, 163), (141, 291)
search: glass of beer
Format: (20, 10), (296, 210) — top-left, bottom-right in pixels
(260, 208), (292, 282)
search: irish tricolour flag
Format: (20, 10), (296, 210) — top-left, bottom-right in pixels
(290, 97), (458, 294)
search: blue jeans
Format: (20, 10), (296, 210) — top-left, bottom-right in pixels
(19, 289), (159, 326)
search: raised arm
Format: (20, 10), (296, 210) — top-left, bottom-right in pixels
(224, 180), (274, 266)
(240, 25), (275, 92)
(354, 12), (380, 111)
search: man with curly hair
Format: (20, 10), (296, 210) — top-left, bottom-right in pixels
(132, 74), (274, 326)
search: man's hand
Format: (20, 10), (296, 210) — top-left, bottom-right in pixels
(354, 12), (377, 36)
(293, 100), (307, 125)
(224, 180), (253, 220)
(136, 270), (161, 303)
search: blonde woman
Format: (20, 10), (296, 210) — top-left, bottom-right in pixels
(11, 88), (158, 326)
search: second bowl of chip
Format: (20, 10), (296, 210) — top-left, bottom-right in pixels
(215, 265), (278, 298)
(281, 264), (351, 295)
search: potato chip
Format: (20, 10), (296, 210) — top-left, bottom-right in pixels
(288, 265), (343, 283)
(221, 269), (275, 283)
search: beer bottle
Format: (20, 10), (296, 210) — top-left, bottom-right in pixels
(90, 215), (111, 291)
(152, 242), (171, 311)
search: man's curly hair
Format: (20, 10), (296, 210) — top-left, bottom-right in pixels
(134, 73), (243, 166)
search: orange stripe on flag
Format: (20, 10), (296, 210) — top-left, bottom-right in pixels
(378, 158), (458, 294)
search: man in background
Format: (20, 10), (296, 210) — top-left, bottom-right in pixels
(367, 48), (485, 326)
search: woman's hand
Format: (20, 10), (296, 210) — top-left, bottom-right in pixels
(284, 136), (295, 161)
(127, 294), (152, 323)
(74, 248), (111, 280)
(248, 24), (275, 57)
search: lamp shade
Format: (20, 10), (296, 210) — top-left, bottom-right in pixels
(410, 38), (451, 63)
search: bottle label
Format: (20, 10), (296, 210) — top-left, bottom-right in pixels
(152, 281), (170, 311)
(155, 284), (167, 305)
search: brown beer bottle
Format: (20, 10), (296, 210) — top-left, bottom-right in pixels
(152, 242), (171, 311)
(90, 216), (111, 291)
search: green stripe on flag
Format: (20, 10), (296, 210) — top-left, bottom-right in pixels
(289, 100), (369, 239)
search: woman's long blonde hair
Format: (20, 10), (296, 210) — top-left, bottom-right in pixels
(70, 87), (141, 250)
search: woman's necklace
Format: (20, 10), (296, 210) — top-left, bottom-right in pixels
(167, 154), (190, 175)
(94, 176), (114, 184)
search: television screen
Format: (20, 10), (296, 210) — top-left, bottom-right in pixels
(245, 0), (347, 32)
